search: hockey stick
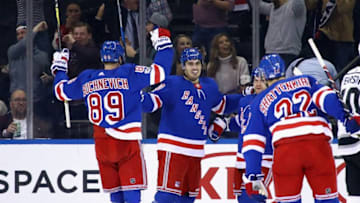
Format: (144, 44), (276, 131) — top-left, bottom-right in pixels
(308, 38), (338, 90)
(55, 0), (71, 128)
(308, 38), (351, 114)
(116, 0), (127, 62)
(333, 44), (360, 81)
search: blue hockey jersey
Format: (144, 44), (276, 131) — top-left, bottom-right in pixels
(53, 48), (174, 140)
(142, 76), (241, 157)
(242, 75), (348, 175)
(229, 94), (273, 170)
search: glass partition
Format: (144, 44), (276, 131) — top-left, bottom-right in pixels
(0, 0), (262, 140)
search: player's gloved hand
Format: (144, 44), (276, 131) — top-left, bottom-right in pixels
(344, 115), (360, 139)
(242, 86), (255, 95)
(150, 27), (172, 51)
(208, 117), (227, 142)
(50, 48), (69, 76)
(242, 173), (268, 202)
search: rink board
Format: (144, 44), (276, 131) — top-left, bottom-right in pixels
(0, 139), (349, 203)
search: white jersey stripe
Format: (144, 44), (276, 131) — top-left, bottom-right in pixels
(269, 117), (332, 144)
(105, 122), (142, 140)
(312, 86), (334, 112)
(275, 193), (301, 202)
(150, 93), (163, 112)
(150, 64), (165, 85)
(212, 96), (226, 115)
(55, 80), (71, 101)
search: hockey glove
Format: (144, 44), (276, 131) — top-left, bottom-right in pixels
(242, 173), (268, 202)
(150, 28), (172, 51)
(344, 115), (360, 139)
(51, 48), (69, 76)
(242, 86), (255, 95)
(208, 117), (227, 142)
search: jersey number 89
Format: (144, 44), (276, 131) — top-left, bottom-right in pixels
(87, 91), (125, 125)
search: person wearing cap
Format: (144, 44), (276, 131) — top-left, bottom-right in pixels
(141, 48), (240, 202)
(7, 21), (54, 138)
(125, 12), (170, 65)
(146, 12), (169, 31)
(286, 57), (339, 87)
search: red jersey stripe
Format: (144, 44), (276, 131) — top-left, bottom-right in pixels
(153, 64), (161, 84)
(272, 120), (329, 133)
(113, 127), (142, 133)
(158, 138), (204, 150)
(243, 140), (266, 148)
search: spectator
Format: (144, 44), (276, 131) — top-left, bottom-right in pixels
(99, 0), (140, 50)
(171, 34), (192, 75)
(0, 0), (16, 106)
(124, 0), (140, 51)
(8, 21), (53, 122)
(0, 100), (8, 117)
(228, 0), (252, 62)
(315, 0), (357, 74)
(207, 33), (250, 94)
(354, 0), (360, 52)
(125, 12), (169, 65)
(63, 22), (102, 79)
(0, 89), (27, 139)
(0, 1), (17, 67)
(92, 3), (109, 47)
(0, 65), (10, 106)
(192, 0), (234, 62)
(16, 0), (52, 54)
(248, 0), (307, 66)
(16, 0), (45, 27)
(286, 57), (339, 86)
(61, 22), (103, 127)
(52, 2), (82, 50)
(146, 0), (173, 23)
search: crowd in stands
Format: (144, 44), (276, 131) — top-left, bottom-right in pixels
(0, 0), (359, 139)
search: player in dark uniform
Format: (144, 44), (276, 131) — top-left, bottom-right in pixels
(337, 66), (360, 203)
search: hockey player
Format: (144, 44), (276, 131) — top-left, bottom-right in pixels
(50, 27), (174, 203)
(141, 48), (240, 203)
(241, 54), (360, 203)
(337, 66), (360, 203)
(230, 67), (273, 203)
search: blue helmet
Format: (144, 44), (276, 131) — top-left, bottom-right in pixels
(252, 66), (265, 79)
(100, 41), (125, 63)
(180, 48), (202, 68)
(258, 54), (285, 80)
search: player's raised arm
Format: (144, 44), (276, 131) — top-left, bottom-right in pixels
(51, 48), (83, 101)
(148, 27), (174, 83)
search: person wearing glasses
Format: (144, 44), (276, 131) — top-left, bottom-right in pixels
(0, 89), (26, 139)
